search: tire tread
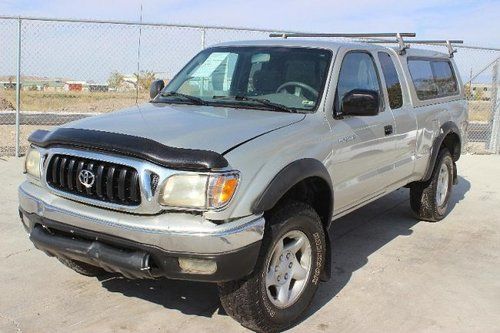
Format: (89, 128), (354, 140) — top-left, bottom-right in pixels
(410, 148), (453, 222)
(218, 201), (324, 333)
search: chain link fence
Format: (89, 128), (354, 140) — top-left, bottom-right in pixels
(1, 16), (499, 155)
(463, 57), (500, 154)
(0, 17), (273, 156)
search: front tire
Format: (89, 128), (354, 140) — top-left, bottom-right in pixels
(410, 148), (454, 222)
(218, 201), (326, 332)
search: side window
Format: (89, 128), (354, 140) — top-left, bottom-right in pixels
(407, 59), (438, 100)
(431, 60), (458, 96)
(378, 52), (403, 109)
(408, 58), (459, 100)
(336, 52), (381, 112)
(178, 52), (239, 97)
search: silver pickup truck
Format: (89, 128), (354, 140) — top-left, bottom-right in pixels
(19, 35), (467, 332)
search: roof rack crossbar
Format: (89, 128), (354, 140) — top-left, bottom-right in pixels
(269, 32), (416, 55)
(405, 40), (464, 44)
(363, 39), (464, 57)
(365, 39), (463, 44)
(268, 32), (416, 39)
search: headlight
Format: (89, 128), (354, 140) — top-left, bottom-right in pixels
(159, 172), (239, 210)
(25, 147), (41, 179)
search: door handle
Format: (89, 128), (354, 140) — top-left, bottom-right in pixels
(384, 125), (393, 136)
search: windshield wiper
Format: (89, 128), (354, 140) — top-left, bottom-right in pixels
(213, 95), (297, 113)
(158, 91), (206, 105)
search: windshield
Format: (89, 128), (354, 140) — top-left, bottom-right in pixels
(159, 46), (332, 112)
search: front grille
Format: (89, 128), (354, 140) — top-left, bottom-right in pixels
(46, 154), (141, 206)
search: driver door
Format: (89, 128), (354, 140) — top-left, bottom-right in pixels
(328, 50), (397, 213)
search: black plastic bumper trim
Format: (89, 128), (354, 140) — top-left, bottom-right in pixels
(21, 209), (260, 282)
(30, 224), (155, 279)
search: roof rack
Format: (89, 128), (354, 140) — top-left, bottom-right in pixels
(268, 33), (463, 57)
(364, 39), (463, 57)
(410, 40), (463, 58)
(269, 32), (416, 55)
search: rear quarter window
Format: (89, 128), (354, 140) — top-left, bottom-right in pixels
(378, 52), (403, 109)
(431, 60), (458, 96)
(407, 57), (459, 100)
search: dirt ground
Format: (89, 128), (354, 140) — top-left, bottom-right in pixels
(468, 100), (494, 122)
(0, 90), (149, 113)
(0, 125), (52, 156)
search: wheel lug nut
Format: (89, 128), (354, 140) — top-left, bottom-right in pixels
(275, 266), (279, 272)
(284, 273), (288, 280)
(279, 254), (283, 261)
(289, 262), (293, 268)
(277, 275), (281, 281)
(286, 253), (291, 260)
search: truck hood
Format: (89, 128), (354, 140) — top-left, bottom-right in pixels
(62, 103), (305, 154)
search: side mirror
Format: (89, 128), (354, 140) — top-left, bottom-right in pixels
(150, 79), (165, 99)
(342, 89), (379, 116)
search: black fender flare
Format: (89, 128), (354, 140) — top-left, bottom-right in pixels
(251, 158), (334, 281)
(422, 121), (461, 182)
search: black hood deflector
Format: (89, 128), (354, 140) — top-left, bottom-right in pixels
(28, 128), (229, 171)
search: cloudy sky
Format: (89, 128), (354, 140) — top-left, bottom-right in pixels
(1, 0), (499, 47)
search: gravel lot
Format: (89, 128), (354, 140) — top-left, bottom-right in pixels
(0, 155), (499, 332)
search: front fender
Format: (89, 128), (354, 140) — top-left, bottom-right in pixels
(204, 114), (333, 222)
(251, 158), (332, 217)
(252, 158), (334, 282)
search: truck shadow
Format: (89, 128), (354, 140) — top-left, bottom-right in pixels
(303, 175), (471, 321)
(98, 275), (220, 317)
(97, 176), (471, 321)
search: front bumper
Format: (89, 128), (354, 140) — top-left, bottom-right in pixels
(19, 181), (265, 282)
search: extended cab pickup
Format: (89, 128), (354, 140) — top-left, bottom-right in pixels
(19, 37), (467, 332)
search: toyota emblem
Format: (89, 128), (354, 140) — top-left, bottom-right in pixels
(78, 169), (95, 188)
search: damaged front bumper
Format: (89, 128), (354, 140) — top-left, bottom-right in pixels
(19, 181), (264, 282)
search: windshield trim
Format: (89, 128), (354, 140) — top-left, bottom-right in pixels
(159, 45), (333, 113)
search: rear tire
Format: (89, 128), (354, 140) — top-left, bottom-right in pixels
(57, 257), (106, 277)
(218, 201), (326, 333)
(410, 148), (454, 222)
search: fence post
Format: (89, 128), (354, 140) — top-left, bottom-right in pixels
(15, 17), (22, 157)
(201, 28), (206, 50)
(490, 60), (500, 154)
